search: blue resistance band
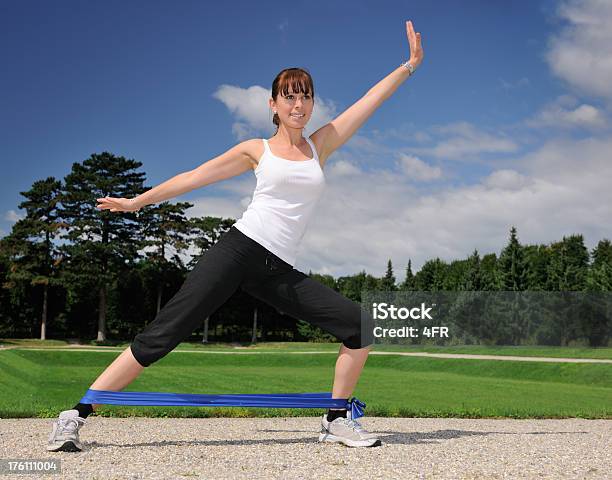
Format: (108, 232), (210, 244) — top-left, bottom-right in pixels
(80, 389), (367, 419)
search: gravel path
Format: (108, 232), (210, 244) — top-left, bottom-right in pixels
(1, 417), (610, 479)
(2, 345), (611, 363)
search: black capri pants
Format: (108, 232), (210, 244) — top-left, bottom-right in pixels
(130, 225), (374, 367)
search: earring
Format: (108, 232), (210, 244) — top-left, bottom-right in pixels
(273, 111), (277, 114)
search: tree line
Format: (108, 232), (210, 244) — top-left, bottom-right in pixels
(1, 152), (611, 346)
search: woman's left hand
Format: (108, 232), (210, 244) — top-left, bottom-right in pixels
(406, 20), (424, 69)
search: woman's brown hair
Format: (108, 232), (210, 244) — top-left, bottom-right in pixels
(271, 67), (315, 134)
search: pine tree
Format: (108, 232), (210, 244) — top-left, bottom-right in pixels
(414, 258), (447, 291)
(480, 253), (499, 290)
(379, 259), (396, 291)
(337, 269), (380, 303)
(59, 152), (148, 341)
(137, 201), (197, 314)
(462, 249), (482, 290)
(523, 244), (550, 290)
(497, 226), (527, 291)
(582, 239), (612, 346)
(445, 259), (469, 290)
(400, 259), (416, 290)
(188, 217), (236, 261)
(544, 235), (590, 345)
(1, 177), (65, 339)
(590, 239), (612, 287)
(546, 234), (589, 291)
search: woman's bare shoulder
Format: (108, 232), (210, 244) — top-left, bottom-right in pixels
(242, 138), (265, 170)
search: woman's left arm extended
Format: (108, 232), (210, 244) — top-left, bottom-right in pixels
(313, 20), (424, 165)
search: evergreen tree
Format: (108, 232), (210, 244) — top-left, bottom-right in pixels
(59, 152), (147, 341)
(399, 259), (416, 290)
(495, 228), (533, 344)
(591, 239), (612, 271)
(137, 201), (195, 314)
(444, 258), (469, 290)
(582, 239), (612, 346)
(308, 271), (336, 289)
(414, 258), (447, 291)
(523, 244), (550, 290)
(182, 217), (244, 340)
(337, 270), (366, 302)
(585, 261), (612, 290)
(462, 249), (482, 290)
(497, 226), (527, 291)
(546, 234), (589, 291)
(189, 216), (236, 263)
(480, 253), (500, 290)
(588, 239), (612, 291)
(544, 235), (590, 345)
(1, 178), (65, 339)
(379, 259), (396, 291)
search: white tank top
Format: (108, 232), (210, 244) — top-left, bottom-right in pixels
(233, 136), (326, 266)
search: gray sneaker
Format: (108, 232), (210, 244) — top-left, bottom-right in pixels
(47, 409), (86, 452)
(319, 411), (382, 448)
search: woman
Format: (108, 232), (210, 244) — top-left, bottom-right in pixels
(47, 20), (424, 451)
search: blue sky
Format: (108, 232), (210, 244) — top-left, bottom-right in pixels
(2, 0), (611, 281)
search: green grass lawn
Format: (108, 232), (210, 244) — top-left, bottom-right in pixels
(1, 345), (610, 419)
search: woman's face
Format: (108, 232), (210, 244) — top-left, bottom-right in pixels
(270, 87), (314, 129)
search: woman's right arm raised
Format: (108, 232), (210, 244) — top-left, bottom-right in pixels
(96, 140), (257, 212)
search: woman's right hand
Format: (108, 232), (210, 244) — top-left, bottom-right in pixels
(96, 196), (141, 213)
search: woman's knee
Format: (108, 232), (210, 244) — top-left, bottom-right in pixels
(129, 343), (154, 367)
(337, 303), (375, 349)
(341, 330), (374, 349)
(129, 337), (176, 368)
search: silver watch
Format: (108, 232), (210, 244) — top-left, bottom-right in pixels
(400, 60), (415, 75)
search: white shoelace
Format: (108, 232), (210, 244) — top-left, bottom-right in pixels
(58, 417), (85, 434)
(339, 417), (368, 433)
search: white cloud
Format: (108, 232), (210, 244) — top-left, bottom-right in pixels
(483, 169), (533, 191)
(211, 85), (271, 140)
(4, 210), (23, 222)
(397, 154), (442, 181)
(526, 95), (608, 130)
(326, 159), (361, 177)
(296, 134), (612, 279)
(546, 0), (612, 102)
(186, 194), (247, 221)
(409, 122), (519, 162)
